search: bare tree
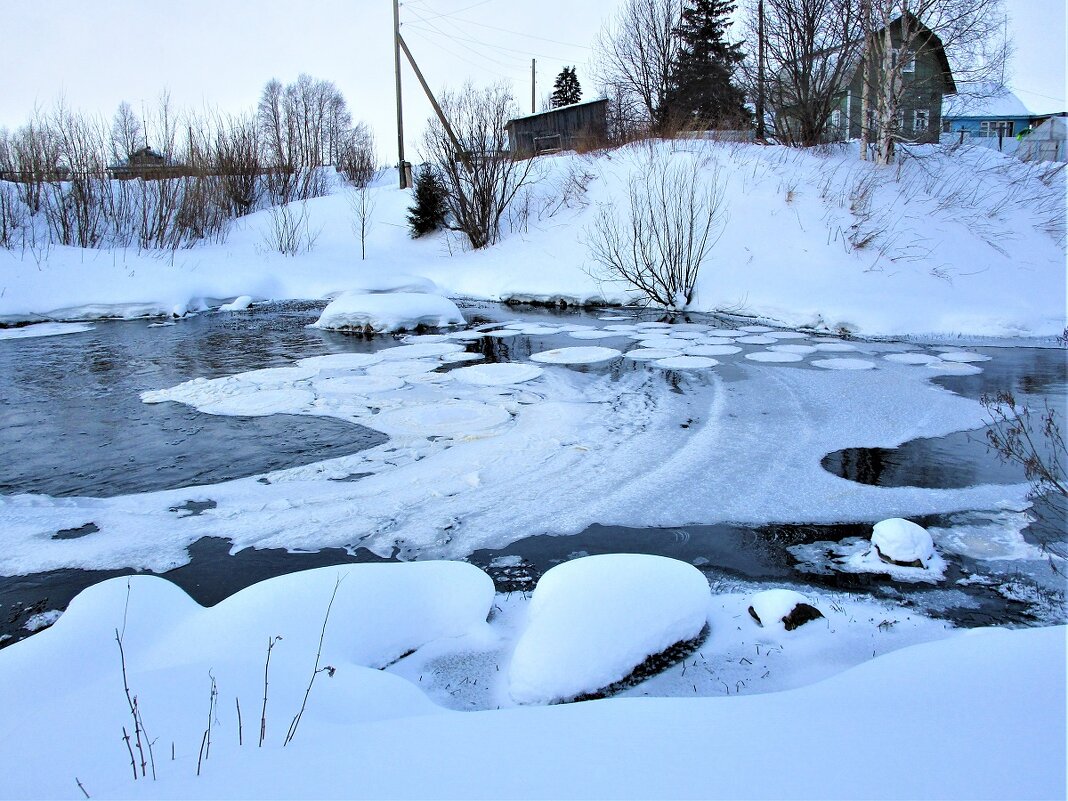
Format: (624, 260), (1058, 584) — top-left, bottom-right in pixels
(585, 145), (726, 310)
(110, 101), (143, 164)
(421, 83), (536, 250)
(337, 122), (377, 188)
(213, 112), (263, 217)
(860, 0), (1010, 164)
(594, 0), (682, 134)
(349, 179), (377, 260)
(741, 0), (865, 146)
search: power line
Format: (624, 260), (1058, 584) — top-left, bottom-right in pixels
(409, 0), (494, 23)
(435, 15), (594, 50)
(406, 24), (530, 70)
(407, 17), (572, 64)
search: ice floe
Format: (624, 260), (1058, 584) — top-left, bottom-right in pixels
(451, 363), (545, 386)
(812, 358), (876, 370)
(314, 292), (465, 333)
(529, 346), (623, 365)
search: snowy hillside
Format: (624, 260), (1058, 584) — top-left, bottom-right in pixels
(1, 139), (1064, 338)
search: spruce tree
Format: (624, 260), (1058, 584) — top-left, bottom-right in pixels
(406, 164), (448, 238)
(661, 0), (748, 129)
(550, 66), (582, 108)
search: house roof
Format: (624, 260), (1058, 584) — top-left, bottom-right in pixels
(505, 97), (608, 127)
(943, 86), (1031, 119)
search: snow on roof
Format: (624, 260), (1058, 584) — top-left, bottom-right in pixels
(943, 86), (1031, 119)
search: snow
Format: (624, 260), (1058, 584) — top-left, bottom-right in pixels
(450, 362), (544, 386)
(313, 292), (464, 333)
(0, 563), (1063, 800)
(747, 589), (815, 631)
(508, 555), (710, 704)
(625, 347), (683, 360)
(685, 343), (742, 356)
(529, 346), (623, 364)
(218, 294), (253, 312)
(0, 321), (94, 339)
(653, 355), (718, 369)
(812, 358), (876, 370)
(871, 518), (937, 566)
(0, 142), (1062, 339)
(745, 350), (804, 363)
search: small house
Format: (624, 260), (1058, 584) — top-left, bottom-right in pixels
(941, 87), (1032, 141)
(825, 14), (956, 144)
(109, 146), (178, 180)
(505, 98), (609, 157)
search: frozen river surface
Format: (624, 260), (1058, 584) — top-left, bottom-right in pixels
(0, 301), (1064, 643)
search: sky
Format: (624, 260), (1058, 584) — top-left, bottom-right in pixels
(0, 0), (1064, 165)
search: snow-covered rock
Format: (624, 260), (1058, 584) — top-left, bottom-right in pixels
(508, 555), (709, 704)
(218, 295), (253, 311)
(747, 589), (824, 632)
(313, 292), (465, 333)
(871, 518), (936, 567)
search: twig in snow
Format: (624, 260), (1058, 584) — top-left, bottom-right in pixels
(75, 777), (90, 798)
(283, 575), (343, 747)
(259, 635), (282, 747)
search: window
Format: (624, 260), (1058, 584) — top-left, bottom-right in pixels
(902, 52), (916, 73)
(914, 109), (929, 132)
(980, 120), (993, 136)
(831, 109), (842, 129)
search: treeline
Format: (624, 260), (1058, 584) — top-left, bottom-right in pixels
(0, 75), (376, 251)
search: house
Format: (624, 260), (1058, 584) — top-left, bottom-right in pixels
(505, 98), (608, 158)
(825, 14), (956, 144)
(941, 87), (1033, 140)
(109, 146), (182, 180)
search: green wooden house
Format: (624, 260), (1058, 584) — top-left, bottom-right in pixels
(826, 14), (956, 144)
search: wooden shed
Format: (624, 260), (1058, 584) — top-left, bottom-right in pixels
(505, 98), (609, 157)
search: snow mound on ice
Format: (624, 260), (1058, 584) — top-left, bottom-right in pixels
(685, 344), (742, 356)
(568, 329), (621, 340)
(770, 344), (817, 355)
(811, 342), (858, 352)
(884, 352), (941, 365)
(369, 401), (511, 438)
(625, 347), (683, 360)
(654, 356), (718, 369)
(508, 554), (709, 704)
(939, 351), (991, 363)
(927, 362), (983, 375)
(529, 346), (622, 365)
(737, 335), (778, 345)
(451, 363), (544, 386)
(379, 342), (466, 361)
(812, 358), (875, 370)
(0, 322), (94, 340)
(746, 351), (804, 363)
(316, 375), (406, 395)
(871, 518), (936, 567)
(313, 292), (465, 333)
(218, 295), (253, 312)
(297, 353), (383, 370)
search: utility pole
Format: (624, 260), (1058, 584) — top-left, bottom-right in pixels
(755, 0), (765, 142)
(393, 0), (408, 188)
(531, 59), (536, 114)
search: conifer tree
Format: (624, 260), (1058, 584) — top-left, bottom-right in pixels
(661, 0), (749, 128)
(550, 66), (583, 108)
(406, 164), (448, 238)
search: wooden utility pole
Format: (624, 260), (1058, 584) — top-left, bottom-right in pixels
(755, 0), (765, 142)
(393, 0), (408, 188)
(397, 35), (469, 171)
(531, 59), (536, 113)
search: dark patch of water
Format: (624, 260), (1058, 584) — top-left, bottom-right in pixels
(0, 302), (388, 497)
(823, 346), (1066, 490)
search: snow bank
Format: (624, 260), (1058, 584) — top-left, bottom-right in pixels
(509, 555), (709, 703)
(313, 291), (464, 333)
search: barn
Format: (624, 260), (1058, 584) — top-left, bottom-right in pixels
(505, 98), (608, 157)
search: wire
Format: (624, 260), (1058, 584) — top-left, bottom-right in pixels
(406, 20), (572, 64)
(420, 13), (593, 50)
(412, 0), (494, 23)
(406, 23), (530, 70)
(405, 28), (524, 75)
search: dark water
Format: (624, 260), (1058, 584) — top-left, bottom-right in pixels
(0, 303), (387, 497)
(1, 304), (1064, 647)
(823, 346), (1067, 489)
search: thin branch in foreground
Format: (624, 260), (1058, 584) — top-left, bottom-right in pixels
(259, 635), (282, 748)
(283, 575), (343, 747)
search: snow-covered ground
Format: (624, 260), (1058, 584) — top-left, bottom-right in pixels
(0, 140), (1064, 338)
(1, 139), (1065, 799)
(0, 561), (1064, 800)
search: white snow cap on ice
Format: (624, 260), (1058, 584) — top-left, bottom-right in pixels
(451, 363), (544, 386)
(313, 292), (465, 333)
(218, 295), (253, 312)
(529, 346), (623, 365)
(871, 518), (936, 567)
(509, 554), (709, 704)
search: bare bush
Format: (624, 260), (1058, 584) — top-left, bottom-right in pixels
(349, 180), (376, 260)
(422, 83), (536, 250)
(213, 113), (262, 217)
(263, 201), (318, 256)
(337, 123), (377, 188)
(982, 390), (1067, 565)
(585, 147), (727, 310)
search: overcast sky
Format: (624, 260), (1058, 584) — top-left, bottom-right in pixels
(1, 0), (1063, 164)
